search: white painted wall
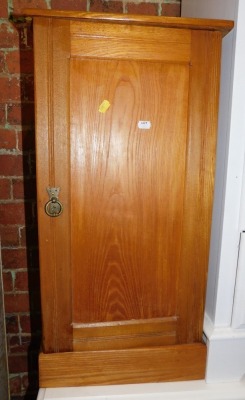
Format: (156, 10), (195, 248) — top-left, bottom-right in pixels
(182, 0), (245, 382)
(182, 0), (240, 328)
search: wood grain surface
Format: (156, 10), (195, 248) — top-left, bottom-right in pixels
(34, 18), (73, 352)
(24, 9), (234, 37)
(73, 317), (178, 350)
(30, 11), (231, 386)
(39, 343), (207, 387)
(70, 59), (189, 324)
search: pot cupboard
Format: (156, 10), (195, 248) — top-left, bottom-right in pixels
(24, 9), (233, 388)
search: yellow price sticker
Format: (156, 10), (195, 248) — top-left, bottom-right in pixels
(99, 100), (111, 113)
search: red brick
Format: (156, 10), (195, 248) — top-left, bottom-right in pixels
(7, 102), (35, 126)
(8, 354), (28, 373)
(12, 0), (48, 14)
(0, 50), (5, 72)
(13, 178), (36, 199)
(19, 226), (38, 247)
(4, 293), (30, 313)
(105, 0), (123, 12)
(51, 0), (87, 10)
(0, 178), (11, 199)
(12, 178), (24, 199)
(6, 49), (34, 74)
(90, 0), (104, 12)
(90, 0), (123, 13)
(0, 103), (6, 124)
(19, 314), (31, 333)
(5, 50), (20, 74)
(15, 270), (29, 291)
(0, 128), (17, 150)
(127, 2), (157, 15)
(0, 21), (19, 48)
(5, 315), (19, 334)
(21, 373), (29, 391)
(0, 0), (8, 18)
(19, 314), (41, 333)
(0, 76), (21, 102)
(0, 225), (20, 246)
(161, 3), (181, 17)
(17, 129), (35, 152)
(8, 335), (19, 351)
(9, 375), (22, 394)
(9, 335), (31, 353)
(0, 202), (26, 225)
(2, 270), (13, 291)
(0, 154), (25, 176)
(2, 248), (27, 269)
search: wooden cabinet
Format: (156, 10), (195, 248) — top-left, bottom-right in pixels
(26, 9), (233, 388)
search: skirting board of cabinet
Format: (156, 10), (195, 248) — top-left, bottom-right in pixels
(39, 343), (206, 388)
(37, 380), (245, 400)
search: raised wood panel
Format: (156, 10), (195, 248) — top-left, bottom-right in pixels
(71, 37), (191, 62)
(70, 59), (189, 324)
(39, 343), (207, 387)
(73, 317), (178, 351)
(71, 21), (191, 62)
(176, 30), (222, 344)
(33, 17), (72, 352)
(71, 21), (191, 42)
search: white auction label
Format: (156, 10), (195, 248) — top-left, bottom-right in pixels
(138, 121), (151, 129)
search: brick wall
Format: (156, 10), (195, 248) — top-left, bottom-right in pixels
(0, 0), (181, 399)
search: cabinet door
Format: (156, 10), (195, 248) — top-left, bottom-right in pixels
(34, 17), (222, 385)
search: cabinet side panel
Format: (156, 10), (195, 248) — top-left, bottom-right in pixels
(33, 18), (72, 352)
(177, 30), (222, 343)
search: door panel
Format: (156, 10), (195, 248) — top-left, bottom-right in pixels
(70, 59), (189, 326)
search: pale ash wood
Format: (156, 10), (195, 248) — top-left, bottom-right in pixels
(71, 20), (191, 41)
(30, 11), (231, 386)
(176, 30), (222, 344)
(24, 9), (233, 37)
(73, 317), (177, 351)
(71, 22), (191, 62)
(34, 17), (72, 352)
(39, 343), (206, 387)
(71, 36), (190, 63)
(70, 59), (189, 324)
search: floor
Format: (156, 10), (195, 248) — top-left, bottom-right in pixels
(37, 380), (245, 400)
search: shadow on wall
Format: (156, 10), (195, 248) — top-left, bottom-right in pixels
(17, 19), (42, 400)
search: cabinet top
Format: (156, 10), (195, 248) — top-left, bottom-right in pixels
(23, 9), (233, 37)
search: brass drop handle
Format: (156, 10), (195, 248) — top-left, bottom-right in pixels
(45, 187), (63, 217)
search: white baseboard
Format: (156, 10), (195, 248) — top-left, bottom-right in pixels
(37, 380), (245, 400)
(204, 314), (245, 382)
